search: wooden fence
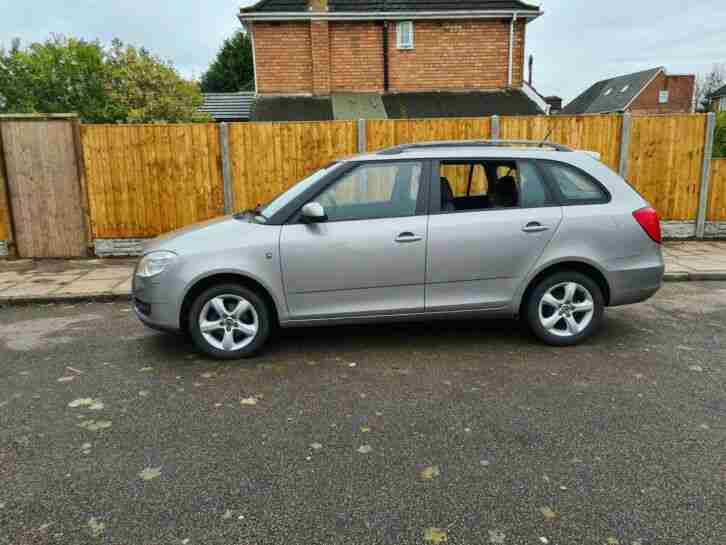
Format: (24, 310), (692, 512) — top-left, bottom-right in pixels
(2, 113), (725, 255)
(708, 158), (726, 221)
(0, 143), (11, 243)
(81, 124), (224, 239)
(228, 121), (356, 212)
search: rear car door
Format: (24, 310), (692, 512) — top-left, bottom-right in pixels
(280, 160), (430, 319)
(426, 158), (562, 311)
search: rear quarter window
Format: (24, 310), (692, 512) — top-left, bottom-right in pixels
(542, 162), (610, 205)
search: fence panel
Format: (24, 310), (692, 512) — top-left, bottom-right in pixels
(0, 142), (11, 243)
(81, 124), (224, 238)
(366, 117), (492, 153)
(228, 121), (357, 212)
(707, 158), (726, 221)
(500, 115), (623, 172)
(627, 115), (706, 221)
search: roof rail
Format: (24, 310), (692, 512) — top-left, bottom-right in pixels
(377, 139), (573, 155)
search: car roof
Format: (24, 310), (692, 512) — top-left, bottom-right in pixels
(352, 145), (581, 162)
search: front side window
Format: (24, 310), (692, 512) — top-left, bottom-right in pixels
(396, 21), (414, 49)
(260, 162), (341, 219)
(544, 162), (608, 204)
(315, 161), (422, 222)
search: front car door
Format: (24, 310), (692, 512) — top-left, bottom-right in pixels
(426, 158), (562, 312)
(280, 160), (431, 320)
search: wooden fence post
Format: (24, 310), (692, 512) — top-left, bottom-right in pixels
(357, 119), (367, 153)
(618, 112), (632, 179)
(696, 112), (717, 239)
(220, 122), (234, 215)
(71, 117), (93, 255)
(491, 115), (500, 140)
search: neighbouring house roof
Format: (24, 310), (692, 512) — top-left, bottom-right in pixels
(562, 67), (664, 115)
(251, 96), (335, 121)
(710, 84), (726, 99)
(241, 0), (541, 16)
(199, 93), (255, 121)
(250, 90), (543, 121)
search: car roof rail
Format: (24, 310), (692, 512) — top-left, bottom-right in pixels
(376, 139), (574, 155)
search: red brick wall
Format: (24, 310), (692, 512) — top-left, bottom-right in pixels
(253, 18), (526, 95)
(630, 73), (695, 114)
(253, 22), (313, 94)
(388, 19), (525, 92)
(330, 22), (385, 93)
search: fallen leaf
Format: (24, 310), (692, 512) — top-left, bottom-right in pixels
(310, 442), (323, 451)
(139, 367), (154, 372)
(419, 465), (441, 480)
(540, 506), (560, 522)
(424, 527), (448, 544)
(201, 372), (215, 379)
(89, 401), (105, 411)
(139, 391), (150, 397)
(57, 376), (75, 383)
(348, 362), (357, 368)
(222, 510), (233, 520)
(78, 420), (112, 432)
(480, 460), (491, 467)
(357, 445), (373, 454)
(539, 538), (549, 545)
(360, 425), (371, 433)
(240, 397), (258, 407)
(689, 365), (704, 372)
(139, 466), (162, 481)
(607, 538), (620, 545)
(489, 529), (506, 544)
(68, 398), (95, 408)
(87, 517), (106, 538)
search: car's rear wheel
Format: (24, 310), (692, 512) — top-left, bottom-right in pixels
(525, 271), (604, 346)
(188, 284), (271, 359)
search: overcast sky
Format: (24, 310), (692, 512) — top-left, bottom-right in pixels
(0, 0), (724, 103)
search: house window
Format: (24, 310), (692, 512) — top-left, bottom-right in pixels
(396, 21), (414, 50)
(659, 90), (670, 104)
(720, 97), (726, 112)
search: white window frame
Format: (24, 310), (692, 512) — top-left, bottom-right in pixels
(396, 21), (414, 50)
(659, 90), (670, 104)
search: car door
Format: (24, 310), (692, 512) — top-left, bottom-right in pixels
(280, 160), (430, 320)
(426, 159), (562, 311)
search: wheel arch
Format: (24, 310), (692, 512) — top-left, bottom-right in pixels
(518, 259), (612, 316)
(179, 272), (281, 334)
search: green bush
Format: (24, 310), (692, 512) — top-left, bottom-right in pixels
(715, 112), (726, 158)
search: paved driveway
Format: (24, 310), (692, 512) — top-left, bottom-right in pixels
(1, 283), (725, 545)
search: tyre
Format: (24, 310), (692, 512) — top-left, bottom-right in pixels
(188, 284), (272, 359)
(525, 271), (604, 347)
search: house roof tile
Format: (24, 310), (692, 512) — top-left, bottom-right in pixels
(243, 0), (540, 13)
(709, 84), (726, 99)
(562, 67), (663, 115)
(199, 93), (255, 121)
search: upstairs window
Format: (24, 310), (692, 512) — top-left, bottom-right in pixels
(659, 90), (670, 104)
(396, 21), (414, 50)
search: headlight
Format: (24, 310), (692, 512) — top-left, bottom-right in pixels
(136, 251), (177, 278)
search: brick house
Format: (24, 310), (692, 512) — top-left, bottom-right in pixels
(709, 84), (726, 113)
(238, 0), (549, 121)
(562, 67), (696, 115)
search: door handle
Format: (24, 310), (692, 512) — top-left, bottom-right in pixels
(395, 232), (423, 243)
(522, 222), (550, 233)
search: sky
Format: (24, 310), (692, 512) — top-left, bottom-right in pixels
(0, 0), (724, 103)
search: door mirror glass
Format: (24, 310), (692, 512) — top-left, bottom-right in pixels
(301, 202), (327, 223)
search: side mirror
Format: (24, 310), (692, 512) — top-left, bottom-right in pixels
(301, 202), (327, 223)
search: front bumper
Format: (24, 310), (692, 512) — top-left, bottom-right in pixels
(132, 273), (182, 332)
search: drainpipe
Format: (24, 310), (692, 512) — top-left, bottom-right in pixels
(508, 13), (518, 87)
(382, 21), (389, 92)
(243, 22), (258, 94)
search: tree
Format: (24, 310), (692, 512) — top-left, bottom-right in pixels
(0, 35), (210, 123)
(695, 63), (726, 112)
(201, 31), (254, 93)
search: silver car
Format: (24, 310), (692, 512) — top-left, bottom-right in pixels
(133, 140), (664, 359)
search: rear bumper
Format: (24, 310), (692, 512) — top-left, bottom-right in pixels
(607, 254), (665, 307)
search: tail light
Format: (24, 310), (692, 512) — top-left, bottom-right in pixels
(633, 207), (662, 244)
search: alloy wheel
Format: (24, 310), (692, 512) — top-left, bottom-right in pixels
(198, 295), (259, 351)
(538, 282), (595, 338)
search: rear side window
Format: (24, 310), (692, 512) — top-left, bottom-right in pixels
(544, 162), (609, 204)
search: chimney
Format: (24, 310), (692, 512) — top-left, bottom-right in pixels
(309, 0), (331, 96)
(528, 55), (534, 86)
(545, 96), (563, 114)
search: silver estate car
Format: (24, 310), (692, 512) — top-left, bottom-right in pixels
(133, 140), (664, 359)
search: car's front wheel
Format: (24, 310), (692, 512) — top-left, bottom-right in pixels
(525, 271), (604, 346)
(188, 284), (271, 359)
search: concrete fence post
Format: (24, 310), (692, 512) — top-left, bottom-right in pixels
(696, 112), (717, 239)
(491, 115), (500, 140)
(219, 122), (234, 215)
(357, 119), (367, 153)
(618, 112), (632, 179)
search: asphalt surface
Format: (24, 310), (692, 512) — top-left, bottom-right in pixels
(1, 283), (725, 545)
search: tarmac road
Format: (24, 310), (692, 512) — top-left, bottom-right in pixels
(1, 282), (725, 545)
